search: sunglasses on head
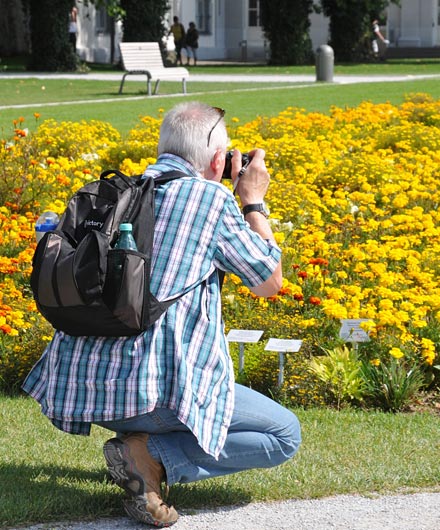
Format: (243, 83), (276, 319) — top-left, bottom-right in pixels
(207, 107), (225, 147)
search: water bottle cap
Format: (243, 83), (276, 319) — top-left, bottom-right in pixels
(119, 223), (133, 231)
(36, 222), (58, 232)
(36, 211), (59, 231)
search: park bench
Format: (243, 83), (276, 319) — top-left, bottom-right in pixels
(119, 42), (189, 96)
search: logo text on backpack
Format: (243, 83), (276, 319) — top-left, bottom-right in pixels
(84, 220), (104, 229)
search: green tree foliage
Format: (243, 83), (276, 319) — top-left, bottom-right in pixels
(120, 0), (168, 42)
(88, 0), (125, 19)
(261, 0), (314, 65)
(320, 0), (393, 62)
(26, 0), (77, 71)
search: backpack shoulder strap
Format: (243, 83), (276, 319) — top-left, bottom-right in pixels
(100, 169), (140, 189)
(153, 169), (189, 187)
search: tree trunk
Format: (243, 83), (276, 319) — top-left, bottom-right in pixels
(28, 0), (77, 71)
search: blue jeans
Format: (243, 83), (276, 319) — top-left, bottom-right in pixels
(96, 384), (301, 485)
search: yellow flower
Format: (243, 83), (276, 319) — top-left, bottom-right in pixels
(390, 347), (404, 359)
(299, 318), (317, 328)
(229, 274), (242, 285)
(421, 338), (436, 365)
(274, 232), (285, 244)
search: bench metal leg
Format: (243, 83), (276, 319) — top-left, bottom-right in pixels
(120, 72), (151, 95)
(119, 73), (129, 94)
(153, 79), (161, 95)
(182, 78), (187, 94)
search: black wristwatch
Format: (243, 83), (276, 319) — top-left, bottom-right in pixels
(242, 202), (270, 218)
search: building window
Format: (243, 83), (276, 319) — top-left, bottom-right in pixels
(197, 0), (212, 34)
(96, 6), (112, 34)
(248, 0), (261, 27)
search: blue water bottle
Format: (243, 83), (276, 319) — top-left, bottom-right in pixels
(110, 223), (138, 291)
(35, 211), (59, 242)
(114, 223), (138, 251)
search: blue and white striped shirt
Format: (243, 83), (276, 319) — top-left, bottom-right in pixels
(22, 154), (281, 458)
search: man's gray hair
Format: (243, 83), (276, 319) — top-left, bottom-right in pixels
(158, 101), (228, 172)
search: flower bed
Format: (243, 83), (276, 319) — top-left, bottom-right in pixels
(1, 96), (439, 408)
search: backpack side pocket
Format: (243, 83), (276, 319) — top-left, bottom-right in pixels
(103, 249), (148, 330)
(31, 231), (83, 307)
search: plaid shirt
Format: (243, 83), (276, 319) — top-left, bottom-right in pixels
(22, 154), (281, 458)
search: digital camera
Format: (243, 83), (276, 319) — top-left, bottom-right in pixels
(222, 150), (251, 180)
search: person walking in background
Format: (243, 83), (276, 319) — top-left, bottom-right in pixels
(22, 101), (302, 528)
(185, 22), (199, 66)
(69, 5), (78, 53)
(168, 16), (186, 66)
(371, 19), (389, 60)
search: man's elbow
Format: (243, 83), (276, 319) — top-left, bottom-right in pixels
(250, 270), (283, 298)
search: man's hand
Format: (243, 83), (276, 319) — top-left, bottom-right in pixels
(231, 148), (270, 206)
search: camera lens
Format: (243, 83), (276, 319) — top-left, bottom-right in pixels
(222, 151), (251, 180)
(222, 151), (233, 179)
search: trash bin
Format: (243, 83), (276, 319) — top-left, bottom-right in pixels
(239, 40), (248, 62)
(316, 44), (334, 82)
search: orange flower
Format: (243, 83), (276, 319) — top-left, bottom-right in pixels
(309, 257), (329, 267)
(309, 296), (322, 305)
(267, 294), (280, 302)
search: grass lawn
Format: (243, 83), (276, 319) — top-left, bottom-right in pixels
(2, 77), (440, 137)
(1, 57), (440, 136)
(1, 395), (440, 527)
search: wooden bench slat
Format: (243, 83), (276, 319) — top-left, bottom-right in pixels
(119, 42), (189, 96)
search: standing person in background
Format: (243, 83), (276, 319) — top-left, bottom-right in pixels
(69, 5), (78, 54)
(168, 16), (186, 66)
(22, 101), (302, 528)
(185, 22), (199, 66)
(371, 19), (389, 60)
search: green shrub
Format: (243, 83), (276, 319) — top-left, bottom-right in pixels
(309, 345), (366, 409)
(361, 357), (426, 412)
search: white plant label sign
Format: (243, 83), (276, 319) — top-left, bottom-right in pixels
(339, 319), (370, 343)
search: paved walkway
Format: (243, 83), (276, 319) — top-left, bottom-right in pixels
(2, 71), (440, 84)
(13, 491), (440, 530)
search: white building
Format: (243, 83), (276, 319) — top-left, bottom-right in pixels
(387, 0), (440, 47)
(75, 0), (440, 65)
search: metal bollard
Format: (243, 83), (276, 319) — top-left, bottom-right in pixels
(316, 44), (334, 82)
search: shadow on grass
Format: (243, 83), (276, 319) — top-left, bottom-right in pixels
(0, 462), (117, 526)
(0, 462), (252, 527)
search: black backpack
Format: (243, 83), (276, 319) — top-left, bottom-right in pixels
(30, 169), (186, 337)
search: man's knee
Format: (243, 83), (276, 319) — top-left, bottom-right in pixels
(279, 411), (302, 461)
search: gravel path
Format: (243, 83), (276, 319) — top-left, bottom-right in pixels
(15, 491), (440, 530)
